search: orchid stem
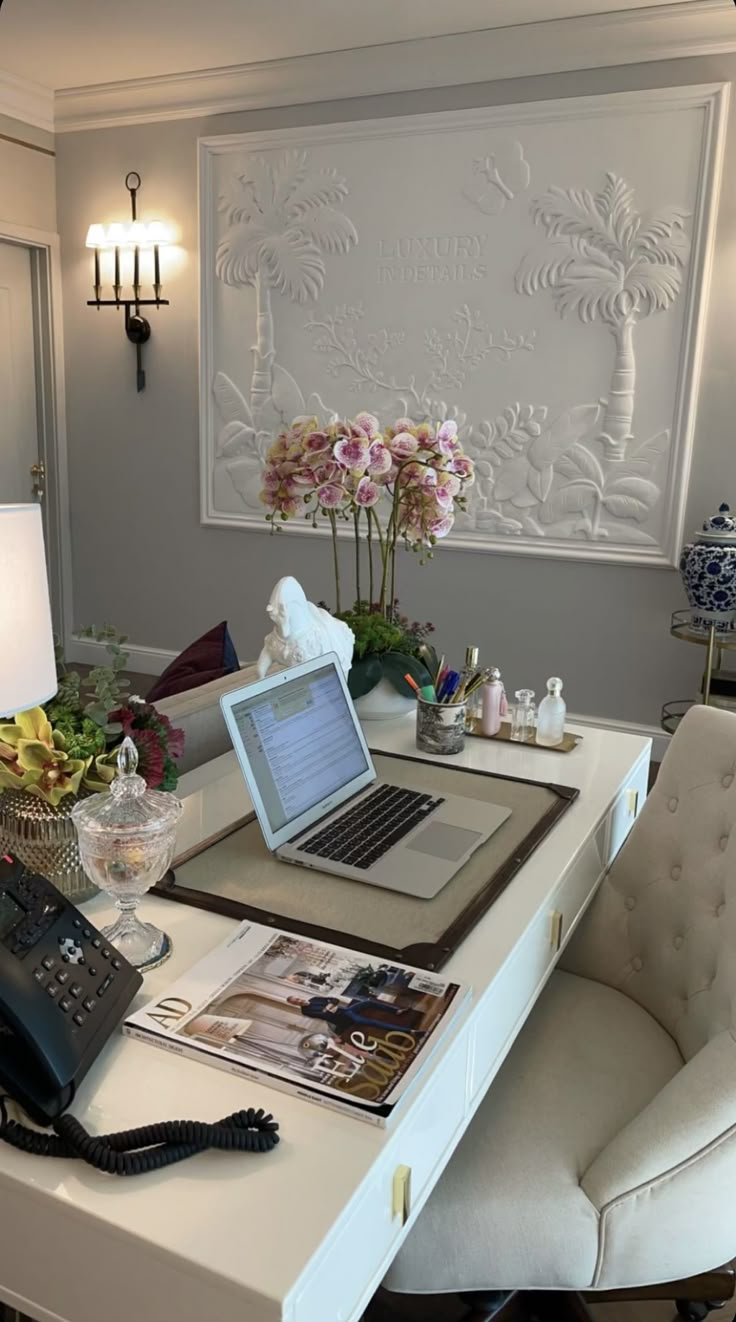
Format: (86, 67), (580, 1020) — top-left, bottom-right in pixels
(328, 510), (341, 613)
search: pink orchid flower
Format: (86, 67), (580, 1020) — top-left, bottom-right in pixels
(313, 461), (341, 484)
(353, 412), (380, 438)
(304, 430), (330, 452)
(290, 469), (318, 488)
(317, 482), (345, 508)
(389, 431), (419, 459)
(367, 441), (392, 476)
(429, 511), (454, 539)
(334, 436), (370, 472)
(355, 476), (381, 507)
(451, 455), (475, 482)
(437, 421), (459, 457)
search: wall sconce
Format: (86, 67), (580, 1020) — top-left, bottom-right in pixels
(86, 171), (171, 392)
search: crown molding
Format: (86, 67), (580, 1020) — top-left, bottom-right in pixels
(54, 1), (736, 133)
(0, 68), (54, 134)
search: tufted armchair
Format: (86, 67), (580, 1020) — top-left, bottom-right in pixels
(381, 704), (736, 1321)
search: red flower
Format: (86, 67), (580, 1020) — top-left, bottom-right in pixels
(131, 728), (166, 789)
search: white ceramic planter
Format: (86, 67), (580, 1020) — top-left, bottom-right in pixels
(353, 677), (415, 722)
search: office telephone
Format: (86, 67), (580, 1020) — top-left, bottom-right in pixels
(0, 855), (279, 1173)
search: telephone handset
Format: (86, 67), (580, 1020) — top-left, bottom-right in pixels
(0, 855), (279, 1174)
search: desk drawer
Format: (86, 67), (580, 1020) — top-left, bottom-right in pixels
(292, 1034), (468, 1322)
(606, 754), (649, 863)
(468, 816), (608, 1101)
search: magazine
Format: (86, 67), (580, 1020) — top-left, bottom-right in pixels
(123, 921), (469, 1126)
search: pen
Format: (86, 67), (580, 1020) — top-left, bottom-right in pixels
(404, 673), (438, 702)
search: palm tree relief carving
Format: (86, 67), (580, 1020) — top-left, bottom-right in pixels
(215, 150), (358, 422)
(515, 173), (690, 460)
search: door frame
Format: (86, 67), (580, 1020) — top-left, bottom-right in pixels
(0, 219), (73, 646)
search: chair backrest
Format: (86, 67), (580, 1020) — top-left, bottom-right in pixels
(562, 704), (736, 1060)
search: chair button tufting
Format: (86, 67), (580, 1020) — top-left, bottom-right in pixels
(671, 865), (682, 881)
(632, 956), (643, 971)
(720, 835), (730, 852)
(673, 936), (684, 950)
(722, 774), (734, 789)
(625, 897), (636, 911)
(668, 797), (678, 812)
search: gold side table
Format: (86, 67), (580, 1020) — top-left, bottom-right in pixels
(662, 609), (736, 733)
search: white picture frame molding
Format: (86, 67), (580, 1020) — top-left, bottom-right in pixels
(199, 82), (729, 568)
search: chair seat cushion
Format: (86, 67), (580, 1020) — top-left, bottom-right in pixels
(384, 970), (682, 1295)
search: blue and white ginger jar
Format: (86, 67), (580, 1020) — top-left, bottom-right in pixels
(679, 503), (736, 635)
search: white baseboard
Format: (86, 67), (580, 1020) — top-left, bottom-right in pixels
(64, 632), (671, 758)
(569, 711), (670, 763)
(64, 634), (177, 677)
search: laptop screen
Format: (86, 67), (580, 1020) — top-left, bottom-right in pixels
(227, 661), (371, 836)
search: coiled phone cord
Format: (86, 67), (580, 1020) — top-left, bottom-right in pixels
(0, 1096), (279, 1175)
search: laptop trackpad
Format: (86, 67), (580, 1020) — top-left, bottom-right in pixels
(405, 822), (482, 862)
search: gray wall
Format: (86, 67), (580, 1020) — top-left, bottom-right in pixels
(55, 53), (736, 727)
(0, 113), (56, 232)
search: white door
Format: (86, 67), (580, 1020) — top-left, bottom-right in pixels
(0, 240), (42, 504)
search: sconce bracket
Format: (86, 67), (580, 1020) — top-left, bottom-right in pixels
(125, 311), (151, 345)
(86, 297), (169, 392)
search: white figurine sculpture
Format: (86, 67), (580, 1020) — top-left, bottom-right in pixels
(256, 576), (354, 679)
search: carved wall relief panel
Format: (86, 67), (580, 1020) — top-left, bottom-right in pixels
(200, 86), (728, 564)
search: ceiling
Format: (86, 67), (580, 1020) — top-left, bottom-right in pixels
(0, 0), (702, 91)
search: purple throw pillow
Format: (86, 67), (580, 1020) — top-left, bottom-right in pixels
(146, 622), (239, 703)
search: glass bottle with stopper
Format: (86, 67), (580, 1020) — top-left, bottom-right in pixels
(510, 689), (536, 742)
(536, 677), (566, 747)
(72, 737), (182, 971)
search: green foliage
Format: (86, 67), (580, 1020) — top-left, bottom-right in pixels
(337, 601), (436, 699)
(75, 624), (130, 730)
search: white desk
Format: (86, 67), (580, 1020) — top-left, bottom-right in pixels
(0, 721), (650, 1322)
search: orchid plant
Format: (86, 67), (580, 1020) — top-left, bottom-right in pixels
(259, 412), (475, 615)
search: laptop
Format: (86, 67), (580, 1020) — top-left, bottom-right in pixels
(220, 653), (511, 900)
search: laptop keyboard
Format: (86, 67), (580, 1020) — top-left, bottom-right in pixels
(298, 785), (446, 871)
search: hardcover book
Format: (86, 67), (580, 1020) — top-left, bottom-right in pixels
(123, 921), (469, 1125)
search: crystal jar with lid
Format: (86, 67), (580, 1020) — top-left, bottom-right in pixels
(679, 502), (736, 636)
(72, 737), (182, 970)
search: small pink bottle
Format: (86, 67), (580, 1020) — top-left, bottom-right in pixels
(481, 668), (506, 736)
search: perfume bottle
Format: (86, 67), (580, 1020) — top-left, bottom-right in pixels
(510, 689), (536, 742)
(536, 677), (566, 746)
(481, 668), (504, 736)
(463, 645), (481, 731)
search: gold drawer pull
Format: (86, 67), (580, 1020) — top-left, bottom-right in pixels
(549, 910), (563, 952)
(626, 788), (640, 816)
(392, 1164), (412, 1225)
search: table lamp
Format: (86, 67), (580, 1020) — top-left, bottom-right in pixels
(0, 505), (57, 717)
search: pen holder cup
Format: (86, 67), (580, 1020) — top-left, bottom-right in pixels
(416, 697), (466, 756)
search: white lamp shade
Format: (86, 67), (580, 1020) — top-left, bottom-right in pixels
(0, 505), (57, 716)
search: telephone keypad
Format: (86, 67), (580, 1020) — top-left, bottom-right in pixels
(72, 1012), (85, 1027)
(59, 997), (72, 1013)
(55, 970), (69, 985)
(83, 997), (96, 1013)
(41, 956), (54, 971)
(69, 983), (83, 999)
(46, 983), (59, 999)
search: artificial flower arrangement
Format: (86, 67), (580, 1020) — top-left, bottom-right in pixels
(0, 626), (185, 807)
(260, 412), (474, 697)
